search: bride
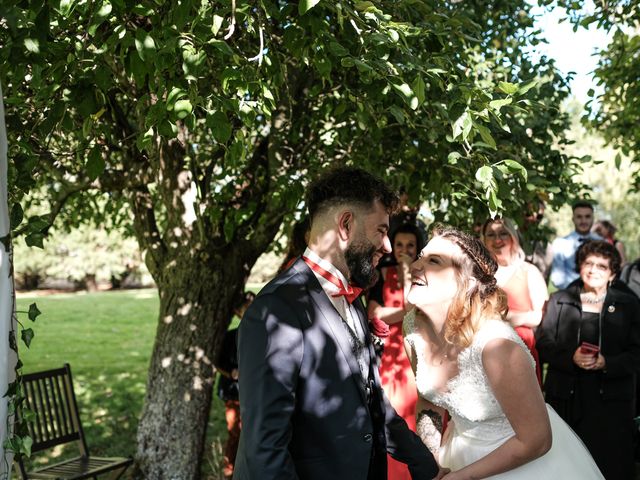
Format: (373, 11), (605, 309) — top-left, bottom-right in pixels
(403, 225), (603, 479)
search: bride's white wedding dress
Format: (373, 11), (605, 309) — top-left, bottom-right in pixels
(404, 312), (604, 479)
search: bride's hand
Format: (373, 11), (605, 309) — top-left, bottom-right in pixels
(432, 466), (451, 479)
(440, 470), (465, 480)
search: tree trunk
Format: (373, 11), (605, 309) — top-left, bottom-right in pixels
(135, 255), (244, 479)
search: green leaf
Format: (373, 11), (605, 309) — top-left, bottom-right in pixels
(488, 189), (501, 214)
(97, 3), (112, 17)
(22, 409), (37, 422)
(135, 32), (156, 62)
(158, 120), (178, 137)
(388, 105), (405, 124)
(614, 152), (621, 169)
(503, 159), (528, 181)
(24, 38), (40, 53)
(166, 87), (187, 111)
(497, 81), (518, 95)
(137, 127), (154, 151)
(208, 39), (234, 56)
(452, 111), (472, 140)
(299, 0), (321, 15)
(59, 0), (75, 16)
(21, 328), (34, 348)
(0, 235), (9, 253)
(353, 59), (373, 73)
(212, 15), (225, 36)
(476, 124), (496, 149)
(518, 80), (538, 95)
(27, 216), (49, 232)
(127, 50), (147, 84)
(207, 111), (232, 143)
(20, 435), (33, 457)
(174, 99), (193, 119)
(340, 57), (355, 68)
(355, 1), (375, 11)
(28, 303), (41, 321)
(86, 147), (105, 180)
(10, 203), (24, 229)
(447, 152), (462, 164)
(25, 233), (44, 249)
(412, 75), (426, 105)
(475, 165), (493, 185)
(489, 98), (512, 111)
(392, 82), (418, 110)
(328, 42), (349, 57)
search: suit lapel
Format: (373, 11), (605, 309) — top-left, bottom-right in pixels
(294, 260), (369, 404)
(354, 297), (380, 384)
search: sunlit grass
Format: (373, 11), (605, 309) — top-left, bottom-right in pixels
(15, 289), (227, 479)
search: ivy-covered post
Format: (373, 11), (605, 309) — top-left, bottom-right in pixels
(0, 82), (18, 478)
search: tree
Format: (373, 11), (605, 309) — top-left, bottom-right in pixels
(545, 100), (640, 261)
(553, 0), (640, 187)
(0, 0), (580, 476)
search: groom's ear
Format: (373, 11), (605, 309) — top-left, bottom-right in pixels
(337, 209), (355, 241)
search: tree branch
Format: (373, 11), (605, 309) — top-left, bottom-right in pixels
(130, 184), (167, 278)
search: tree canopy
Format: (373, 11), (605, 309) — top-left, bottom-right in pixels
(554, 0), (640, 188)
(1, 0), (584, 476)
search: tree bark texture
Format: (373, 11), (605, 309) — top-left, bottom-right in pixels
(135, 254), (246, 479)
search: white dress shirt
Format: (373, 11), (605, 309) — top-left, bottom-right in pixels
(302, 247), (365, 343)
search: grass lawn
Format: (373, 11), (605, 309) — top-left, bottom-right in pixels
(15, 288), (228, 479)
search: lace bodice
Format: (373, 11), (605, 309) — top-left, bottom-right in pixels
(404, 310), (535, 441)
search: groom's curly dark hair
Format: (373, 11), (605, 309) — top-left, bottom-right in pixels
(306, 167), (399, 222)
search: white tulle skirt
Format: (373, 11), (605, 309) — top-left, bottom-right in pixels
(439, 405), (604, 479)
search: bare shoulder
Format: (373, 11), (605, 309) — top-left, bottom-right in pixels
(481, 337), (531, 374)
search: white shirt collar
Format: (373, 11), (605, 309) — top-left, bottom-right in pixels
(303, 247), (350, 293)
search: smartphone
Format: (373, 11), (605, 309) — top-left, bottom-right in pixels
(580, 341), (600, 356)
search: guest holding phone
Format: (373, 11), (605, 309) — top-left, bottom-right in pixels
(537, 240), (640, 479)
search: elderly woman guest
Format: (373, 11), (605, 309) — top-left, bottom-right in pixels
(368, 223), (423, 480)
(536, 240), (640, 479)
(481, 217), (548, 383)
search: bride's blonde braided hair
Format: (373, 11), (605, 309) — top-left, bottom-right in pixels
(431, 224), (508, 348)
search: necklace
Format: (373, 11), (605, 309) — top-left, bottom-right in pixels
(580, 290), (607, 304)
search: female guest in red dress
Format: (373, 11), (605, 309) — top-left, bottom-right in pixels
(481, 217), (548, 384)
(368, 223), (423, 480)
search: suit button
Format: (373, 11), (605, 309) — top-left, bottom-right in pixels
(363, 434), (372, 443)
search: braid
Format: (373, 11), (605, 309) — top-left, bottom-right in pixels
(431, 224), (498, 298)
(430, 224), (508, 348)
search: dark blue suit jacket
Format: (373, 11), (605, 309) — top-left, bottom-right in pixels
(233, 258), (437, 479)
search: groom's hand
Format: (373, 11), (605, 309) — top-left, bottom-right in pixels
(432, 467), (450, 479)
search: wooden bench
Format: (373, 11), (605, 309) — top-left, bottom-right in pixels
(16, 364), (133, 479)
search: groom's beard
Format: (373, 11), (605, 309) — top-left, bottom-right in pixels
(345, 238), (379, 289)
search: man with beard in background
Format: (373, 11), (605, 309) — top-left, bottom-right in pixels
(233, 167), (443, 480)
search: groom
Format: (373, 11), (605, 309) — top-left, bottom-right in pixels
(233, 167), (443, 480)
